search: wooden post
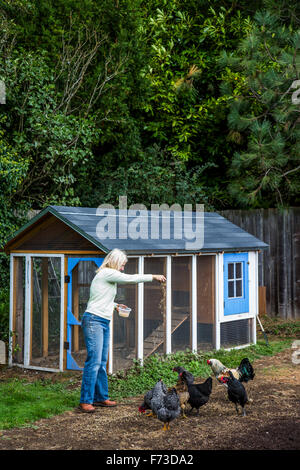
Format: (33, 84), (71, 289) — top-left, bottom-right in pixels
(162, 257), (169, 354)
(165, 256), (171, 354)
(191, 255), (197, 352)
(133, 259), (138, 357)
(211, 255), (216, 347)
(42, 258), (49, 357)
(30, 260), (33, 362)
(13, 257), (24, 363)
(137, 256), (144, 364)
(259, 286), (267, 315)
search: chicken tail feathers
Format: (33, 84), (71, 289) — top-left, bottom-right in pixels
(238, 358), (255, 382)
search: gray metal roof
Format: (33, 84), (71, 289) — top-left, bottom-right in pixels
(46, 205), (268, 254)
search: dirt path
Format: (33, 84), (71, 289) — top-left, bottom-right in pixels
(0, 348), (299, 450)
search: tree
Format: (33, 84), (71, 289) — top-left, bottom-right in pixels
(0, 0), (148, 209)
(137, 0), (257, 207)
(219, 5), (300, 207)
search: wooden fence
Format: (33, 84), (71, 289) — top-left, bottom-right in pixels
(220, 207), (300, 319)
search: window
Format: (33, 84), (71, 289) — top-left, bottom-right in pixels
(228, 262), (243, 298)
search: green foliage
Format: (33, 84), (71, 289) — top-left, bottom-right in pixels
(0, 50), (100, 207)
(0, 288), (9, 344)
(0, 124), (30, 239)
(81, 144), (215, 208)
(0, 122), (29, 298)
(219, 6), (300, 208)
(2, 0), (287, 216)
(262, 318), (300, 337)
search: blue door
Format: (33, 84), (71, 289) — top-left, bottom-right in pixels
(66, 257), (103, 370)
(224, 253), (249, 315)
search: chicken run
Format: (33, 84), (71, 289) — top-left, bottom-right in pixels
(138, 356), (255, 431)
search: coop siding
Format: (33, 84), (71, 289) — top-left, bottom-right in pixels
(15, 217), (99, 252)
(13, 257), (24, 364)
(42, 258), (49, 357)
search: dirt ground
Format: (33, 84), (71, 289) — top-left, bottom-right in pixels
(0, 346), (299, 451)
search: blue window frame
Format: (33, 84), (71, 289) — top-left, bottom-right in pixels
(224, 253), (249, 315)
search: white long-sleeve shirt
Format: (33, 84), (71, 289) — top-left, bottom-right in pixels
(85, 267), (153, 320)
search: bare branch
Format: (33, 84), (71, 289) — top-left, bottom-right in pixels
(282, 165), (300, 177)
(54, 24), (109, 115)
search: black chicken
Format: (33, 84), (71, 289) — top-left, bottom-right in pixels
(181, 372), (213, 415)
(237, 358), (255, 383)
(221, 371), (249, 416)
(173, 366), (194, 384)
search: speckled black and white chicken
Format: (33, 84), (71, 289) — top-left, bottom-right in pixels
(156, 387), (181, 431)
(138, 379), (167, 417)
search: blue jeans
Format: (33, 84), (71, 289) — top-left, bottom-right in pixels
(80, 312), (110, 404)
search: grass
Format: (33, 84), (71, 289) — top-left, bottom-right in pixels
(0, 378), (79, 430)
(0, 335), (295, 430)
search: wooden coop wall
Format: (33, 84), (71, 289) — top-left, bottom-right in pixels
(9, 214), (99, 253)
(197, 255), (215, 350)
(30, 256), (62, 369)
(143, 257), (167, 357)
(171, 256), (192, 353)
(12, 257), (25, 364)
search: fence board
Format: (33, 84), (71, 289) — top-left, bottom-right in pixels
(220, 208), (300, 319)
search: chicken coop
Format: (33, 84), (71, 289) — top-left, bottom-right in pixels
(3, 205), (268, 373)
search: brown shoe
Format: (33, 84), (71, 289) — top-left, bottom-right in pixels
(78, 403), (96, 413)
(93, 399), (117, 407)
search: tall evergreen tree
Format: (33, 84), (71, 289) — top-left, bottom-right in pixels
(220, 4), (300, 207)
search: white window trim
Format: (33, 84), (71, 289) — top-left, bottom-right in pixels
(137, 256), (144, 365)
(191, 254), (197, 352)
(218, 251), (258, 350)
(227, 261), (244, 299)
(165, 256), (172, 354)
(219, 251), (257, 323)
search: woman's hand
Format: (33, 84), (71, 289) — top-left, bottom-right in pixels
(116, 304), (128, 311)
(153, 274), (166, 283)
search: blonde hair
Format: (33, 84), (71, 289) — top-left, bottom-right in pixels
(96, 248), (128, 273)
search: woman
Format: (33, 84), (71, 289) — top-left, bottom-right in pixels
(79, 248), (166, 413)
